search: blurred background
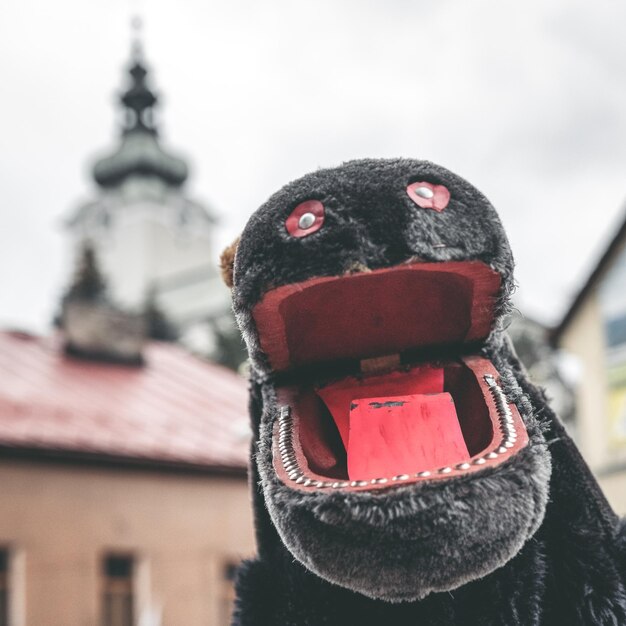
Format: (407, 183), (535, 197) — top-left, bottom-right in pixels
(1, 0), (626, 624)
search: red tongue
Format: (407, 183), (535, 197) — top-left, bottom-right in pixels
(347, 393), (469, 480)
(316, 367), (470, 480)
(317, 366), (444, 449)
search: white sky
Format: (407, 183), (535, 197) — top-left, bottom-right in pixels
(2, 0), (626, 332)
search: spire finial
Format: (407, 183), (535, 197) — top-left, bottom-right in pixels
(130, 15), (144, 61)
(120, 17), (158, 135)
(91, 17), (189, 189)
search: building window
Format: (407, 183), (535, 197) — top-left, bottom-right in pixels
(0, 549), (8, 626)
(219, 560), (239, 626)
(102, 554), (134, 626)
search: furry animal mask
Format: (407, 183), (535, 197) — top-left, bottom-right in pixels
(225, 159), (626, 624)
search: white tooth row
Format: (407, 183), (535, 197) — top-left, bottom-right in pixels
(275, 375), (518, 489)
(484, 374), (518, 450)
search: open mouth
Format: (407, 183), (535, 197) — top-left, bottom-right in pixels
(253, 261), (529, 492)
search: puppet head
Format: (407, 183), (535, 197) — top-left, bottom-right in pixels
(225, 158), (551, 602)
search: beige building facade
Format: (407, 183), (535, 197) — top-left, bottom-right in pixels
(0, 331), (254, 626)
(0, 460), (254, 626)
(555, 222), (626, 514)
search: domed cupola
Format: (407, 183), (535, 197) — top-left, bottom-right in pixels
(92, 45), (188, 189)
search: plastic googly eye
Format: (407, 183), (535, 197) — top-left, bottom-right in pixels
(407, 182), (450, 212)
(285, 200), (325, 237)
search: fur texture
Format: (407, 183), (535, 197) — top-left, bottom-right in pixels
(228, 159), (626, 624)
(254, 336), (551, 601)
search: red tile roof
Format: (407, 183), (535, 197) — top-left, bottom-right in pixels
(0, 331), (249, 472)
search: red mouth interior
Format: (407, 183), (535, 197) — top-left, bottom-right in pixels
(253, 261), (501, 372)
(277, 359), (495, 481)
(318, 365), (472, 480)
(347, 392), (467, 481)
(252, 262), (522, 485)
(347, 392), (467, 480)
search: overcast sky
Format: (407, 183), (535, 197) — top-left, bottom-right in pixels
(2, 0), (626, 332)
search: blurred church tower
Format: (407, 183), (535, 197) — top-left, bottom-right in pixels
(65, 25), (233, 358)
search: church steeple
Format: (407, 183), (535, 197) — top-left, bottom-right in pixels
(121, 59), (158, 135)
(67, 19), (227, 360)
(92, 20), (188, 189)
(120, 20), (158, 136)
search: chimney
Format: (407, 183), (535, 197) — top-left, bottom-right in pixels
(60, 243), (146, 365)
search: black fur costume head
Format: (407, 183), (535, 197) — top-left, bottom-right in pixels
(225, 159), (626, 625)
